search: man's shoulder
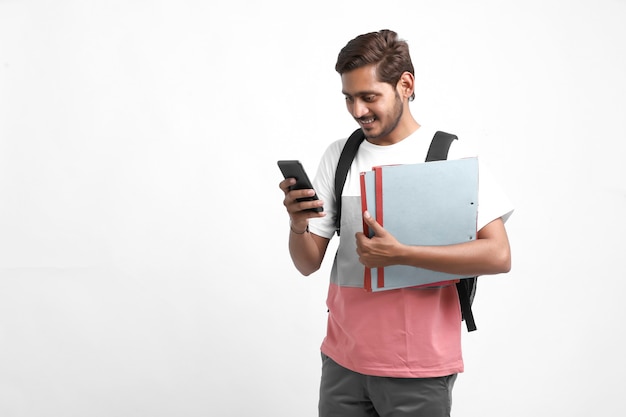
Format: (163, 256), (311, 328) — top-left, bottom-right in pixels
(446, 134), (478, 160)
(319, 135), (351, 166)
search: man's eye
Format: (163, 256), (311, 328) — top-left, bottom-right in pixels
(364, 95), (376, 102)
(345, 96), (354, 103)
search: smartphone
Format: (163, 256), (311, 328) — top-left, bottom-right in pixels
(277, 160), (323, 213)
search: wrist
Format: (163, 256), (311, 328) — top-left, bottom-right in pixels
(290, 221), (309, 235)
(393, 242), (411, 265)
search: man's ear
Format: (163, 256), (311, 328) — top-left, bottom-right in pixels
(397, 71), (415, 100)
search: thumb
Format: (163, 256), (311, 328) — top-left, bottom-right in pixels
(363, 210), (385, 236)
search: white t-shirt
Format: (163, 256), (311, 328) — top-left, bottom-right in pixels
(308, 126), (514, 378)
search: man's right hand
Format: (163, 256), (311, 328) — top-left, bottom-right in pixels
(279, 178), (325, 233)
(279, 178), (329, 275)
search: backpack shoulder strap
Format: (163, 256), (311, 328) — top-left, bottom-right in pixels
(457, 278), (478, 331)
(426, 131), (458, 162)
(334, 128), (365, 235)
(426, 131), (478, 332)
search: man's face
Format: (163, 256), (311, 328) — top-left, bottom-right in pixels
(341, 65), (404, 143)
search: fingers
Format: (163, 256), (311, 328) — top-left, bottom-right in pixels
(355, 233), (375, 267)
(283, 189), (323, 211)
(279, 178), (296, 193)
(355, 213), (396, 268)
(362, 210), (385, 236)
(288, 201), (325, 219)
(279, 179), (325, 220)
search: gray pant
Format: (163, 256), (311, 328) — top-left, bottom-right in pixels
(319, 353), (457, 417)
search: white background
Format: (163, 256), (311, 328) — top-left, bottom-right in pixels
(1, 1), (625, 416)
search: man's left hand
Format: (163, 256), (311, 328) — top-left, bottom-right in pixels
(355, 211), (403, 268)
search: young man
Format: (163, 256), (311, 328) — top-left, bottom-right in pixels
(279, 29), (514, 417)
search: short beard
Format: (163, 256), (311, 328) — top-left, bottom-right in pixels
(363, 92), (404, 141)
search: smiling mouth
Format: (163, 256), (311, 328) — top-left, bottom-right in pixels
(358, 116), (376, 125)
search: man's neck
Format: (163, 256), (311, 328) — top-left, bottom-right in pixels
(367, 119), (421, 146)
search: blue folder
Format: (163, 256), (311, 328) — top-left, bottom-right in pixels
(360, 157), (479, 292)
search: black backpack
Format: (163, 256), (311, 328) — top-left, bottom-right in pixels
(333, 128), (478, 332)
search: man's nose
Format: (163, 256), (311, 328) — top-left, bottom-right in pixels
(351, 99), (368, 119)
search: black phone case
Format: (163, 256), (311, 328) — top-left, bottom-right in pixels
(277, 160), (323, 212)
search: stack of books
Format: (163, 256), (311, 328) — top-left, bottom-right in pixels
(359, 157), (479, 292)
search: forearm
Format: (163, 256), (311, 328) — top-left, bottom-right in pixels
(279, 177), (330, 276)
(288, 224), (328, 276)
(397, 237), (511, 276)
(358, 217), (511, 276)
